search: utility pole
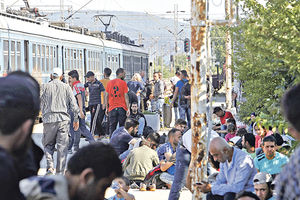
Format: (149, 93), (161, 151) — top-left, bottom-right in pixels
(60, 0), (64, 21)
(225, 0), (233, 109)
(190, 0), (208, 199)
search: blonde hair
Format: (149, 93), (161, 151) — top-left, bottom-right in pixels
(131, 73), (142, 82)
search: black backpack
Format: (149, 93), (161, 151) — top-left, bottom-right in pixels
(179, 81), (191, 106)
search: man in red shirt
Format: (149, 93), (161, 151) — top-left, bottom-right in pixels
(213, 107), (234, 131)
(105, 68), (130, 136)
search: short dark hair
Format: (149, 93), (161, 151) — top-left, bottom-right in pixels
(262, 135), (277, 145)
(168, 128), (181, 138)
(124, 118), (139, 130)
(243, 133), (255, 147)
(104, 68), (112, 77)
(0, 71), (40, 135)
(131, 101), (138, 106)
(175, 119), (187, 126)
(175, 70), (181, 75)
(180, 70), (188, 78)
(147, 132), (161, 146)
(235, 191), (260, 200)
(227, 118), (236, 126)
(236, 128), (248, 137)
(213, 107), (223, 114)
(67, 143), (122, 181)
(227, 123), (236, 132)
(116, 68), (125, 76)
(282, 84), (300, 132)
(68, 70), (79, 80)
(120, 176), (130, 187)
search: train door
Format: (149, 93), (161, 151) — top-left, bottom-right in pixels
(61, 46), (65, 72)
(24, 40), (29, 72)
(118, 54), (121, 68)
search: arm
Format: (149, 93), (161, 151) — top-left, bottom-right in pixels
(116, 189), (135, 200)
(105, 91), (109, 116)
(171, 87), (179, 107)
(66, 87), (80, 131)
(125, 93), (130, 116)
(160, 160), (174, 171)
(211, 158), (255, 196)
(76, 93), (85, 119)
(122, 150), (132, 171)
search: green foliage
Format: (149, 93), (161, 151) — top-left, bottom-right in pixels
(232, 0), (300, 128)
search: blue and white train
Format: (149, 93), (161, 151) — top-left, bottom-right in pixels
(0, 11), (149, 83)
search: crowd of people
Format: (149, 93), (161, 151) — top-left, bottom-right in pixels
(1, 67), (300, 200)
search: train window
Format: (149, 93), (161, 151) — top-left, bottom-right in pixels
(112, 56), (114, 62)
(108, 55), (110, 62)
(50, 46), (53, 71)
(3, 40), (9, 70)
(32, 44), (36, 71)
(16, 42), (21, 70)
(46, 46), (49, 72)
(116, 56), (118, 63)
(41, 45), (45, 72)
(37, 45), (41, 72)
(79, 50), (82, 69)
(11, 41), (16, 71)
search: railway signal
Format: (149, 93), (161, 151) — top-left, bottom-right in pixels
(184, 38), (190, 53)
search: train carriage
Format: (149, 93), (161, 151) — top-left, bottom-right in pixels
(0, 11), (148, 83)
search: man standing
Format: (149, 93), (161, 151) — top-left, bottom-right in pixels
(276, 84), (300, 199)
(68, 70), (95, 153)
(100, 68), (112, 135)
(170, 70), (181, 121)
(41, 68), (79, 175)
(105, 68), (130, 136)
(150, 72), (165, 117)
(171, 70), (190, 125)
(84, 71), (106, 137)
(109, 118), (139, 155)
(129, 101), (147, 137)
(194, 137), (257, 200)
(0, 72), (40, 199)
(254, 136), (288, 176)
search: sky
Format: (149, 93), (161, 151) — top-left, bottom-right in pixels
(5, 0), (226, 19)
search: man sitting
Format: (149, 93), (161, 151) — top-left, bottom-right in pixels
(253, 172), (275, 200)
(174, 119), (188, 133)
(129, 102), (147, 137)
(242, 133), (256, 159)
(196, 137), (257, 200)
(157, 128), (182, 188)
(254, 135), (289, 176)
(123, 132), (160, 185)
(213, 107), (234, 131)
(20, 143), (122, 200)
(110, 118), (139, 155)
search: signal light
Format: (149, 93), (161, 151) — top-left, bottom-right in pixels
(184, 38), (190, 53)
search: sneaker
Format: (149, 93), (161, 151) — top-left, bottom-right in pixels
(45, 168), (55, 175)
(139, 183), (146, 191)
(149, 184), (156, 191)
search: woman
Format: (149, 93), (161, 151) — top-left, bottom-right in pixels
(127, 73), (144, 107)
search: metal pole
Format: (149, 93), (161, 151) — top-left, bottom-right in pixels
(60, 0), (64, 21)
(225, 0), (233, 109)
(190, 0), (208, 199)
(207, 23), (213, 144)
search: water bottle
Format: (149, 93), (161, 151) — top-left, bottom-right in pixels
(111, 181), (120, 190)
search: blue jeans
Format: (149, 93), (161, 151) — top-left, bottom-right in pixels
(168, 145), (191, 200)
(68, 112), (95, 151)
(179, 104), (191, 128)
(174, 106), (179, 121)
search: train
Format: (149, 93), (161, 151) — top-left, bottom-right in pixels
(0, 10), (149, 83)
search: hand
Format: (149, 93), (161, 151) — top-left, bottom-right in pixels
(149, 94), (154, 100)
(80, 111), (85, 119)
(73, 121), (79, 131)
(126, 109), (130, 117)
(102, 104), (106, 110)
(196, 182), (211, 193)
(170, 102), (174, 108)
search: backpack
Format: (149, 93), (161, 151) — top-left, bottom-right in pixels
(179, 81), (191, 106)
(143, 165), (166, 189)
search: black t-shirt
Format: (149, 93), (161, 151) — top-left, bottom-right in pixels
(0, 147), (26, 200)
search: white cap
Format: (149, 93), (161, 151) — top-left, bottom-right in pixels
(52, 68), (63, 77)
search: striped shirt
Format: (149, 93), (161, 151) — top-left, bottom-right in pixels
(41, 79), (79, 123)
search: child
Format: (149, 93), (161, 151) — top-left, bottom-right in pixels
(225, 123), (236, 142)
(108, 177), (135, 200)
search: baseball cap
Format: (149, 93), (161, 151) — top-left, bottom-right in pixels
(253, 172), (273, 185)
(85, 71), (95, 78)
(52, 68), (63, 77)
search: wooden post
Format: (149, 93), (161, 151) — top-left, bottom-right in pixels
(190, 0), (208, 199)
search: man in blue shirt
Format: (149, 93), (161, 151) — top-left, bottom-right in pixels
(171, 70), (190, 128)
(109, 118), (139, 155)
(197, 137), (257, 200)
(254, 135), (289, 176)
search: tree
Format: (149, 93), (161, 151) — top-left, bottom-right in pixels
(232, 0), (300, 129)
